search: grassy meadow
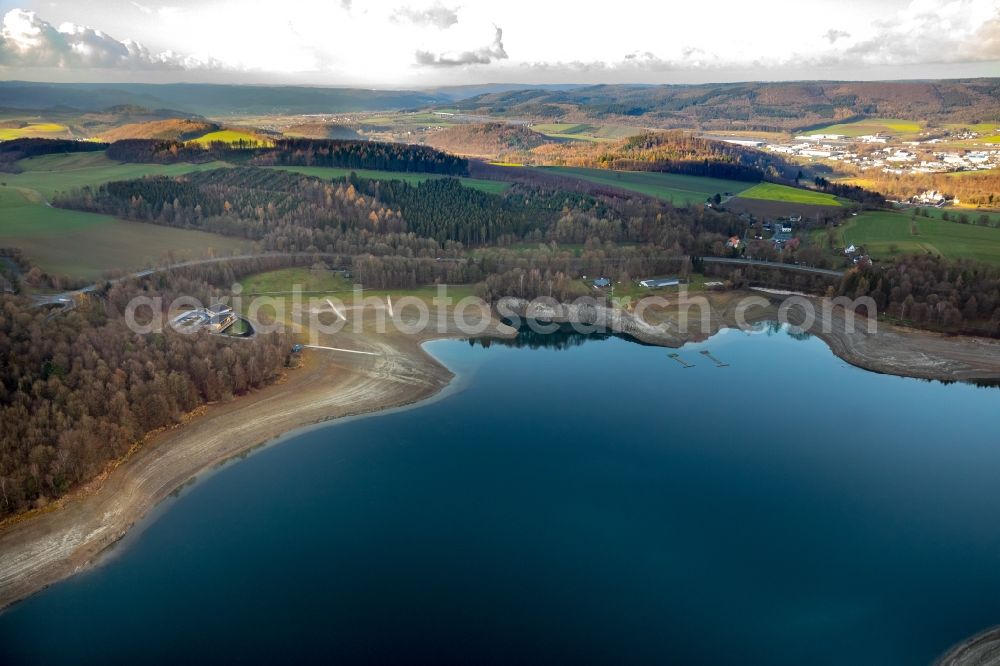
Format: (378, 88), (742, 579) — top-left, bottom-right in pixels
(541, 166), (753, 204)
(738, 182), (845, 207)
(240, 266), (479, 329)
(823, 210), (1000, 265)
(1, 153), (231, 199)
(0, 188), (252, 279)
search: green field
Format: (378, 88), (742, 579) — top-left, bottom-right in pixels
(541, 166), (753, 204)
(265, 165), (511, 194)
(810, 118), (923, 137)
(190, 129), (271, 145)
(0, 187), (253, 279)
(0, 123), (70, 140)
(1, 153), (231, 199)
(242, 267), (351, 294)
(825, 210), (1000, 265)
(739, 182), (845, 207)
(242, 267), (476, 304)
(531, 123), (643, 143)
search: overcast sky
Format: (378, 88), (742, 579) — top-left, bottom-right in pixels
(0, 0), (998, 86)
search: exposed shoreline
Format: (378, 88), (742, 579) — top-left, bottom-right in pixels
(3, 293), (1000, 612)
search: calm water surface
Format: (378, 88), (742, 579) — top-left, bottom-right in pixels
(2, 324), (1000, 665)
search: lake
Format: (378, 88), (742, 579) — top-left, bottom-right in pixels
(2, 324), (1000, 665)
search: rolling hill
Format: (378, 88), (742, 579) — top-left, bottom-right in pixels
(283, 122), (363, 140)
(98, 119), (220, 142)
(444, 80), (1000, 132)
(424, 123), (552, 157)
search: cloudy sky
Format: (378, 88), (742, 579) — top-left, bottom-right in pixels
(0, 0), (998, 86)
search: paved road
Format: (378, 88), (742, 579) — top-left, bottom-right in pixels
(699, 256), (845, 277)
(31, 253), (346, 307)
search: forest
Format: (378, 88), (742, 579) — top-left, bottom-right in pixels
(0, 257), (304, 518)
(843, 255), (1000, 336)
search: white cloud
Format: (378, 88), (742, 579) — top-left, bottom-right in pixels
(415, 25), (507, 67)
(0, 0), (997, 84)
(832, 0), (1000, 65)
(0, 8), (219, 70)
(392, 3), (459, 29)
(824, 29), (851, 44)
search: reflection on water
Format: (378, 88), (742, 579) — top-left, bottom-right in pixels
(469, 321), (612, 350)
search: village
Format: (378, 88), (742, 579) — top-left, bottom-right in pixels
(725, 130), (1000, 182)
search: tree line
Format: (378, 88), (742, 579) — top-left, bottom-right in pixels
(1, 138), (108, 172)
(103, 137), (468, 175)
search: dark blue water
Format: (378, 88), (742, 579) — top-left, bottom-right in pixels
(3, 324), (1000, 665)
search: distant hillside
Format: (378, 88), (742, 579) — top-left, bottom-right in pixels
(0, 82), (445, 116)
(531, 130), (798, 182)
(424, 123), (551, 157)
(284, 122), (363, 140)
(446, 80), (1000, 132)
(98, 119), (220, 142)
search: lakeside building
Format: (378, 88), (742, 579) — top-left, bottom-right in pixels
(206, 304), (236, 332)
(639, 277), (681, 289)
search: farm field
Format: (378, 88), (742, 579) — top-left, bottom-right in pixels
(810, 118), (923, 137)
(0, 123), (70, 140)
(190, 129), (272, 145)
(825, 210), (1000, 265)
(0, 187), (253, 279)
(541, 166), (753, 204)
(1, 153), (231, 199)
(264, 165), (511, 193)
(738, 182), (845, 207)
